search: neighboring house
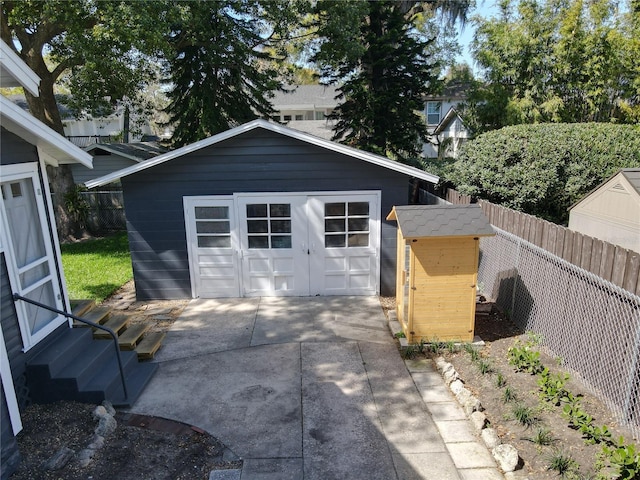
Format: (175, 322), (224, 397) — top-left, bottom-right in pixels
(86, 119), (439, 300)
(568, 169), (640, 253)
(1, 41), (155, 479)
(72, 142), (168, 186)
(270, 85), (339, 140)
(423, 82), (470, 159)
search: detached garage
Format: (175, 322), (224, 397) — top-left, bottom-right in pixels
(86, 120), (438, 299)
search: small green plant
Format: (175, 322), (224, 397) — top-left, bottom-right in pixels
(526, 331), (543, 346)
(511, 403), (539, 427)
(502, 386), (518, 403)
(429, 339), (442, 354)
(477, 359), (494, 375)
(495, 372), (507, 388)
(445, 340), (457, 354)
(580, 423), (612, 446)
(402, 345), (418, 359)
(64, 184), (90, 228)
(547, 450), (578, 477)
(507, 339), (544, 375)
(525, 426), (556, 446)
(602, 439), (640, 480)
(538, 367), (571, 405)
(464, 344), (480, 362)
(394, 331), (405, 339)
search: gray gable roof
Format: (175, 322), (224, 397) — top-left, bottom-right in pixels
(85, 142), (167, 163)
(271, 85), (339, 109)
(387, 204), (494, 238)
(85, 119), (439, 188)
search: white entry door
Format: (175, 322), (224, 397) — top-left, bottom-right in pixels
(0, 164), (66, 350)
(308, 193), (380, 295)
(185, 191), (380, 298)
(184, 197), (240, 298)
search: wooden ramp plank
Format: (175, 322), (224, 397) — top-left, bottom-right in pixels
(118, 323), (150, 350)
(135, 332), (166, 360)
(94, 314), (131, 339)
(71, 299), (96, 318)
(73, 306), (111, 327)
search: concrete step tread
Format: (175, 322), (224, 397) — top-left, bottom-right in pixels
(118, 323), (150, 350)
(135, 332), (166, 360)
(94, 314), (131, 339)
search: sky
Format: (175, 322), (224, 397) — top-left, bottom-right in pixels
(455, 0), (501, 72)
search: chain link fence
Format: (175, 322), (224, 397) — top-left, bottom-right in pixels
(479, 227), (640, 439)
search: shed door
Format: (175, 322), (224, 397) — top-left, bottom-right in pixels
(237, 196), (309, 296)
(308, 194), (380, 295)
(184, 197), (240, 298)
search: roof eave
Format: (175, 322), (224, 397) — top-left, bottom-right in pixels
(1, 96), (93, 168)
(0, 40), (40, 96)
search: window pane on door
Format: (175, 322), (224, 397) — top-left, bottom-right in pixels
(248, 236), (269, 249)
(248, 220), (269, 233)
(348, 202), (369, 216)
(270, 204), (291, 217)
(196, 221), (230, 234)
(195, 206), (228, 219)
(325, 203), (345, 216)
(246, 203), (291, 249)
(324, 201), (370, 248)
(247, 204), (268, 217)
(198, 236), (231, 248)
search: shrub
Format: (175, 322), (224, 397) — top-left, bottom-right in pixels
(448, 123), (640, 224)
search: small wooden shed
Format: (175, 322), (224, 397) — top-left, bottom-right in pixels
(387, 204), (495, 343)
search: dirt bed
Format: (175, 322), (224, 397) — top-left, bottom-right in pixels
(444, 310), (639, 479)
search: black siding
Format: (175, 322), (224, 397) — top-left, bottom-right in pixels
(122, 129), (410, 299)
(1, 382), (21, 480)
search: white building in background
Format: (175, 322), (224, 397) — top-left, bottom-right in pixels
(422, 82), (470, 159)
(270, 85), (339, 140)
(569, 169), (640, 253)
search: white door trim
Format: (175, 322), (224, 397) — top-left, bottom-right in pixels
(0, 162), (66, 351)
(0, 324), (22, 435)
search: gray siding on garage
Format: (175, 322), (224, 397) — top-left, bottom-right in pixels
(1, 381), (21, 480)
(122, 129), (411, 299)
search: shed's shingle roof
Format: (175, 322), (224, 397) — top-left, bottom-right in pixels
(621, 168), (640, 195)
(387, 204), (494, 238)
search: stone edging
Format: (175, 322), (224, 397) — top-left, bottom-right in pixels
(434, 356), (522, 475)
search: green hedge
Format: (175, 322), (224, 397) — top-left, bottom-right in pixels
(448, 123), (640, 224)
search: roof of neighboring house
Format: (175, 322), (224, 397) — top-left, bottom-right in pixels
(569, 168), (640, 211)
(283, 120), (335, 141)
(425, 81), (470, 102)
(85, 142), (168, 163)
(433, 108), (466, 135)
(271, 85), (339, 110)
(387, 204), (495, 239)
(85, 119), (439, 188)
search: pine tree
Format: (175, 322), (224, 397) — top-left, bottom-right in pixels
(162, 0), (283, 147)
(312, 0), (467, 164)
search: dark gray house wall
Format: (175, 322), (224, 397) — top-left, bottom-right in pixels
(0, 128), (39, 166)
(1, 381), (21, 480)
(122, 129), (410, 299)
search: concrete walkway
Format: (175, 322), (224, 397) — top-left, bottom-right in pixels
(128, 297), (502, 480)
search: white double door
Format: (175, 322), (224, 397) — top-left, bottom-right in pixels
(185, 192), (380, 298)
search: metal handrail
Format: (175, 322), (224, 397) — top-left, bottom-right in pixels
(12, 294), (129, 403)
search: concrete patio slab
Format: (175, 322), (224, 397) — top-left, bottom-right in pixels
(129, 296), (502, 480)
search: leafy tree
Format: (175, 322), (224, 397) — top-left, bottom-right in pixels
(309, 0), (469, 164)
(465, 0), (640, 132)
(1, 0), (170, 239)
(160, 0), (290, 147)
(448, 123), (640, 223)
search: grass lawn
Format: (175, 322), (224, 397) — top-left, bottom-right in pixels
(61, 232), (132, 303)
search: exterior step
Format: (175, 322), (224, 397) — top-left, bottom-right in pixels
(73, 306), (111, 328)
(118, 323), (150, 350)
(71, 299), (96, 318)
(94, 314), (130, 339)
(135, 332), (166, 360)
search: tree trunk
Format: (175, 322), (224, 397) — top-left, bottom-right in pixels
(23, 59), (84, 241)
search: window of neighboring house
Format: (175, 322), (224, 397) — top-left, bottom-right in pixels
(295, 114), (304, 121)
(314, 111), (325, 120)
(426, 102), (441, 125)
(283, 115), (292, 121)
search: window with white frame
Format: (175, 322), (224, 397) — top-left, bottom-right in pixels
(426, 102), (441, 125)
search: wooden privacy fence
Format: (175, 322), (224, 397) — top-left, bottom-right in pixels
(445, 188), (640, 296)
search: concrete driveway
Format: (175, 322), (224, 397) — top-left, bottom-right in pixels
(129, 297), (500, 480)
